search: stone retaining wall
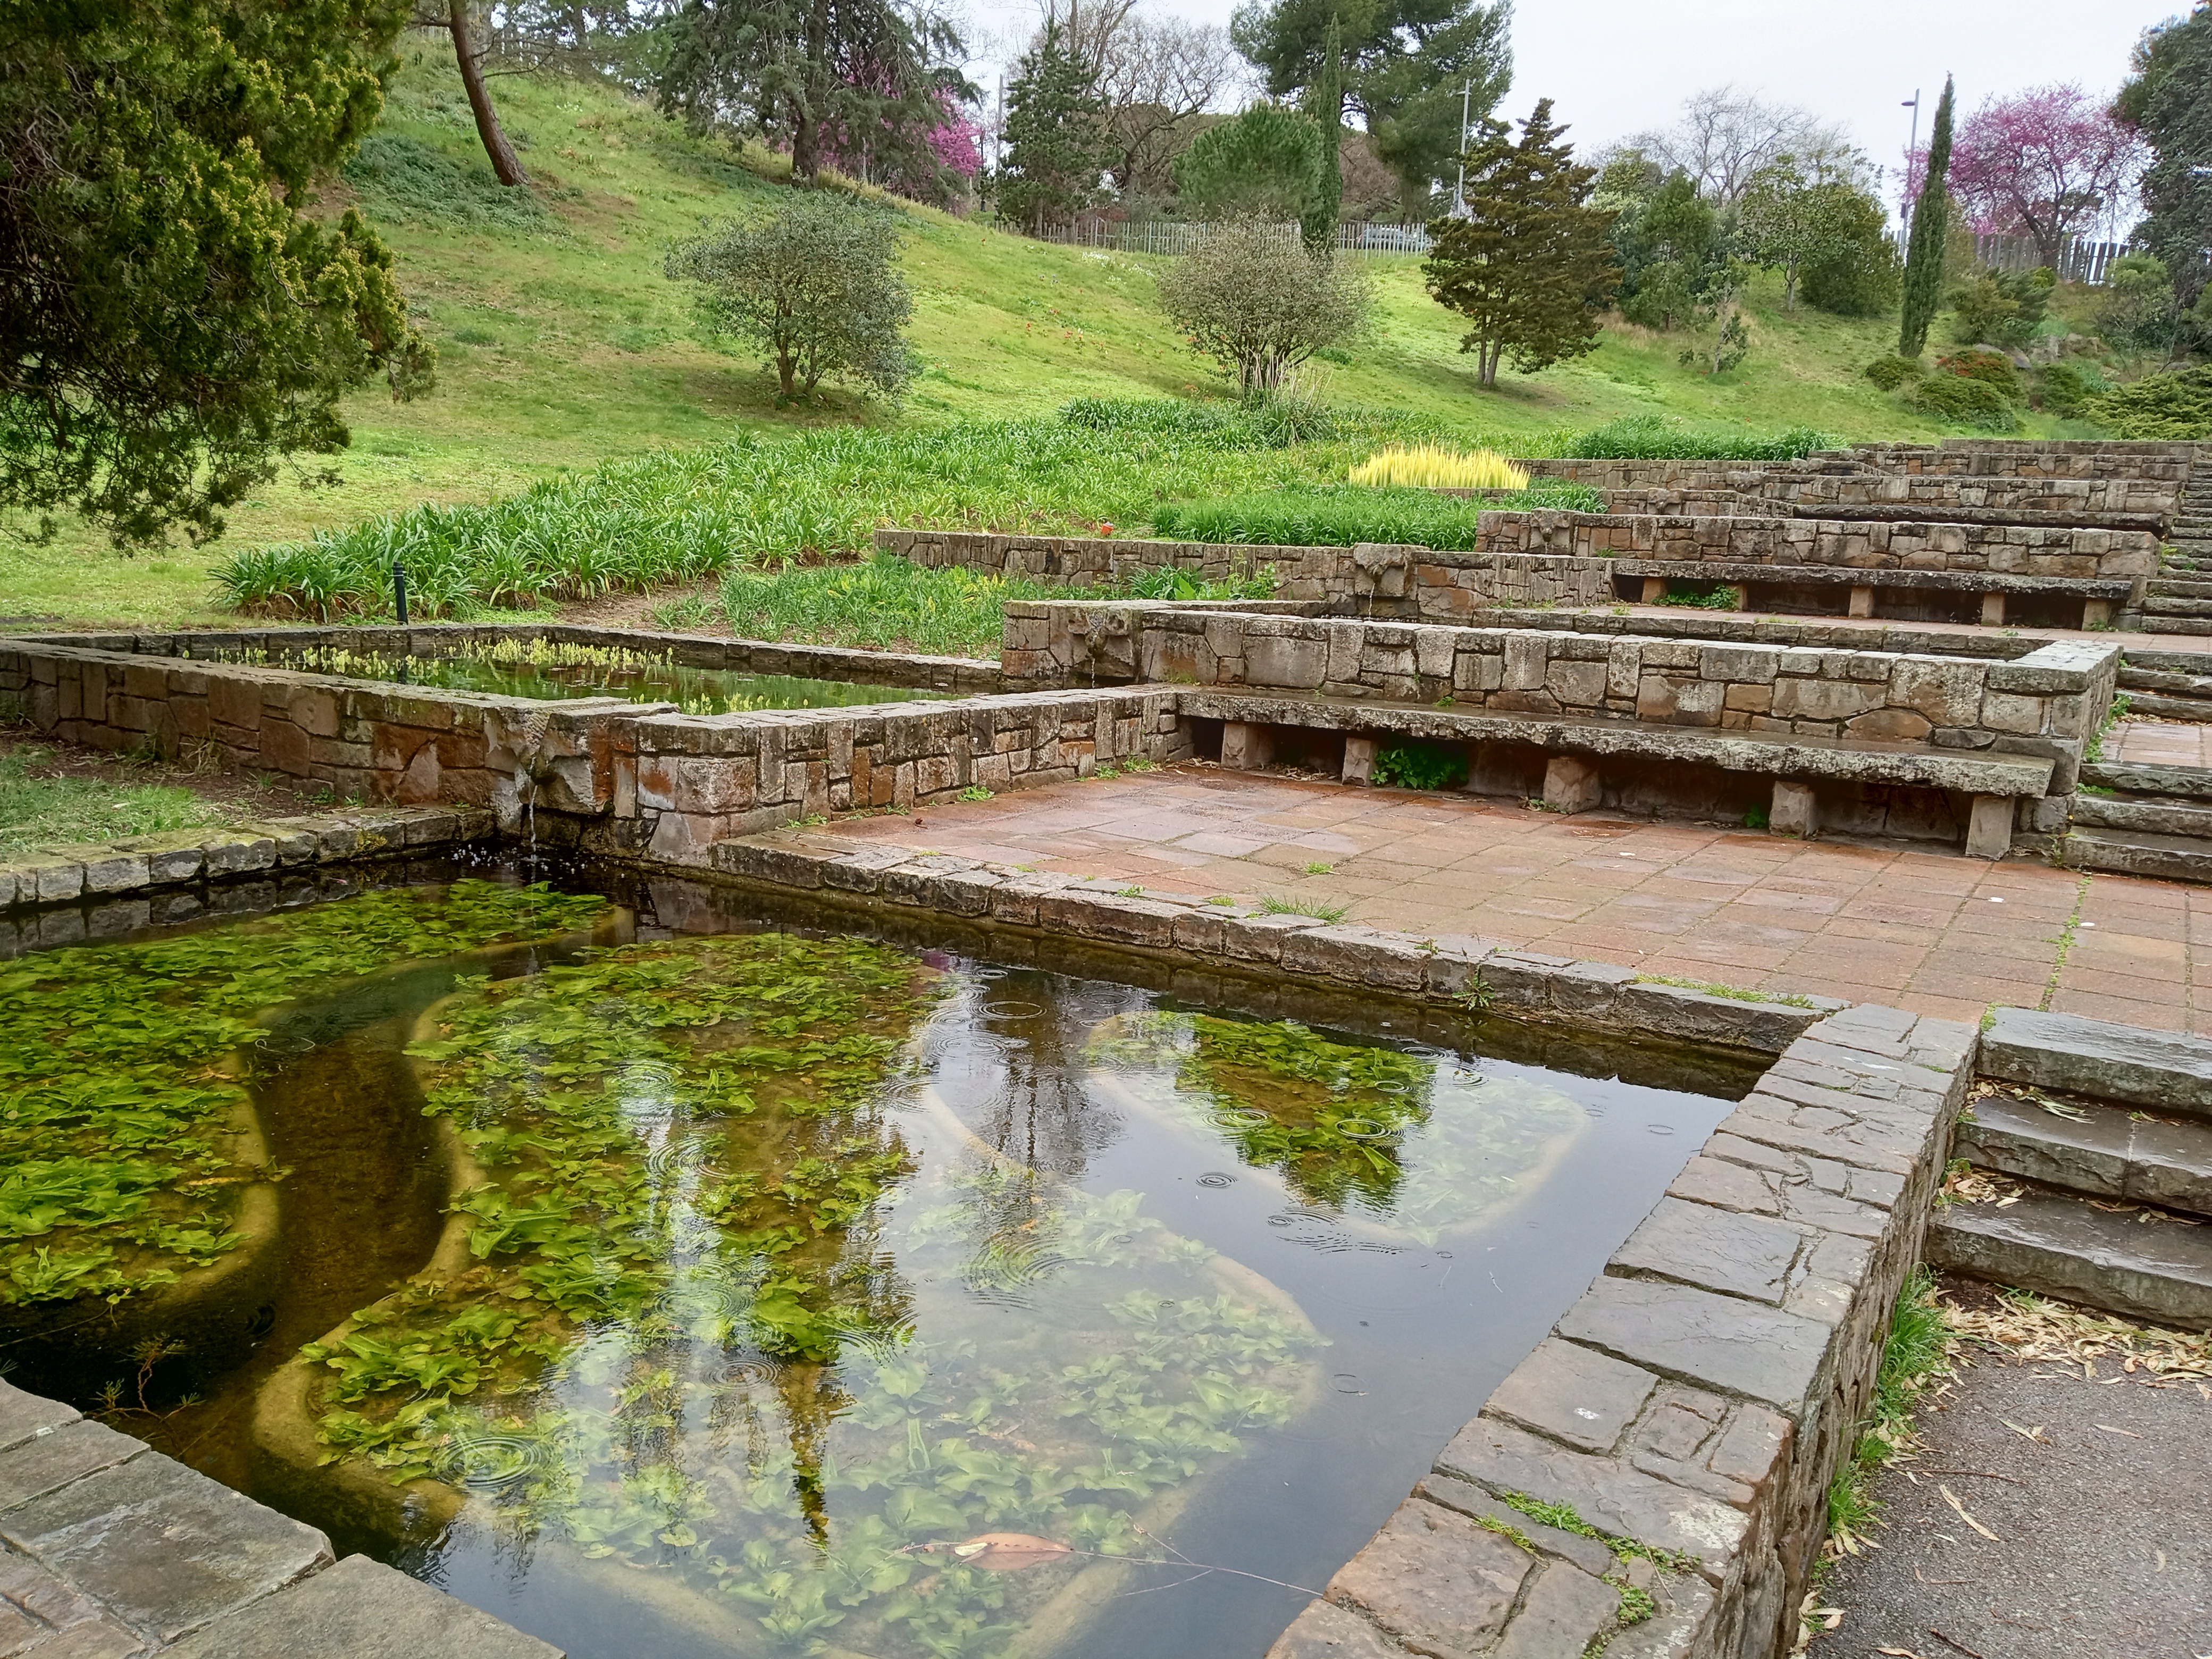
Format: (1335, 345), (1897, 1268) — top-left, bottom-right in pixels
(1517, 459), (2179, 525)
(1007, 604), (2116, 766)
(702, 831), (1976, 1659)
(1476, 510), (2158, 580)
(1841, 439), (2203, 481)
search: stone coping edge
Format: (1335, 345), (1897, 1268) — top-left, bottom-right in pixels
(0, 1378), (560, 1655)
(0, 806), (496, 913)
(707, 834), (1849, 1055)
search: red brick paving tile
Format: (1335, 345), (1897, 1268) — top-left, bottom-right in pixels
(2048, 991), (2193, 1032)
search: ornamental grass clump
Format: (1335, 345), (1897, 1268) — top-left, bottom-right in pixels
(1347, 445), (1529, 491)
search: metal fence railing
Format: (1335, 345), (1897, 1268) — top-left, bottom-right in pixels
(1025, 217), (1435, 258)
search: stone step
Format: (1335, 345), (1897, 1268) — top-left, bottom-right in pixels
(2070, 792), (2212, 837)
(2120, 667), (2212, 696)
(1928, 1184), (2212, 1329)
(2117, 690), (2212, 721)
(2081, 759), (2212, 800)
(2147, 578), (2212, 599)
(2059, 824), (2212, 883)
(2143, 615), (2212, 634)
(1958, 1092), (2212, 1218)
(1981, 1006), (2212, 1119)
(2144, 596), (2212, 616)
(2114, 690), (2212, 725)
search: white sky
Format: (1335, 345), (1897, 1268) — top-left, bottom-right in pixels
(960, 0), (2183, 215)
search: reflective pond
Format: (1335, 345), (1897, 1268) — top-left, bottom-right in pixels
(195, 638), (958, 713)
(0, 867), (1757, 1659)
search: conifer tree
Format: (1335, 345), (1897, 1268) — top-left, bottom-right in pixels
(1422, 99), (1619, 388)
(995, 21), (1110, 233)
(1898, 76), (1955, 358)
(1300, 13), (1344, 249)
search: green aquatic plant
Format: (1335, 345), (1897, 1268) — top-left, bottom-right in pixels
(0, 881), (610, 1309)
(284, 946), (1320, 1659)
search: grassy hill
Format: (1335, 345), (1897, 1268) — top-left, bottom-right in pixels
(0, 39), (2102, 630)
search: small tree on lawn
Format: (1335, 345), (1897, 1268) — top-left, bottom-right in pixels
(1423, 99), (1619, 389)
(667, 194), (917, 404)
(1157, 219), (1369, 399)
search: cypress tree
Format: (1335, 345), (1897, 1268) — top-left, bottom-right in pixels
(1898, 76), (1955, 358)
(1301, 13), (1344, 252)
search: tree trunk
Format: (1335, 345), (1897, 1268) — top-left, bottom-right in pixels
(448, 1), (529, 187)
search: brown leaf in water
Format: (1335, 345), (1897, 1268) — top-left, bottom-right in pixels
(946, 1533), (1075, 1571)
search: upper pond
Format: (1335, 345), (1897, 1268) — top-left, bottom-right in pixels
(194, 638), (960, 713)
(0, 866), (1757, 1659)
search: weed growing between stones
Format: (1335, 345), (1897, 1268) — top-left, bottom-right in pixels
(1632, 974), (1815, 1009)
(1371, 742), (1469, 792)
(1253, 894), (1348, 923)
(0, 881), (609, 1309)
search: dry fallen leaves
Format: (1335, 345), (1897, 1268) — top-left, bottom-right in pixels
(1938, 1484), (2000, 1543)
(936, 1534), (1075, 1571)
(1942, 1288), (2211, 1380)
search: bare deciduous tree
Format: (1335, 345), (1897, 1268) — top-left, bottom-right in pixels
(1619, 87), (1863, 206)
(1021, 0), (1241, 198)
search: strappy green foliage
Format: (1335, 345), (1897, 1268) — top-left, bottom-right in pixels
(0, 882), (609, 1309)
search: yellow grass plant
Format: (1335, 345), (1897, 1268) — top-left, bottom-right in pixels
(1347, 443), (1530, 490)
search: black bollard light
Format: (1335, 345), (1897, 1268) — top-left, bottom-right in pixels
(392, 559), (410, 626)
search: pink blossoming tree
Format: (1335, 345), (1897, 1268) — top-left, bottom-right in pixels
(1912, 84), (2149, 266)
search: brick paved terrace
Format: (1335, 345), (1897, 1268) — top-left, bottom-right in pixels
(814, 765), (2208, 1035)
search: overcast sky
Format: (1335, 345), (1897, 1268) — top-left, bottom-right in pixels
(962, 0), (2183, 214)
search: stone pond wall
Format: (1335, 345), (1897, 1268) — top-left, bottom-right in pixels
(701, 832), (1982, 1659)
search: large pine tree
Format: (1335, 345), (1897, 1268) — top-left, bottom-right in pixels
(1422, 99), (1618, 388)
(2119, 6), (2212, 320)
(1898, 76), (1955, 359)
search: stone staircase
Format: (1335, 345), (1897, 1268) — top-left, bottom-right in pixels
(2117, 649), (2212, 721)
(2061, 758), (2212, 883)
(2147, 452), (2212, 607)
(1931, 1009), (2212, 1330)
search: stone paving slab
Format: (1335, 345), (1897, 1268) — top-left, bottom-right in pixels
(161, 1554), (561, 1659)
(0, 1453), (330, 1645)
(812, 765), (2210, 1034)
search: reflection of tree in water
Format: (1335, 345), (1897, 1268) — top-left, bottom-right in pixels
(927, 970), (1150, 1186)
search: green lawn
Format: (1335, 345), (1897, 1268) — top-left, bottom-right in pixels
(0, 36), (2106, 632)
(0, 745), (229, 857)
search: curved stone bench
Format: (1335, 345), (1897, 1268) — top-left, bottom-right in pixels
(1181, 690), (2056, 859)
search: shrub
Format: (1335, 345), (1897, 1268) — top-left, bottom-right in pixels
(1936, 349), (2021, 396)
(2096, 253), (2182, 355)
(1904, 372), (2020, 431)
(1946, 265), (2051, 350)
(1158, 217), (1371, 399)
(1348, 445), (1529, 489)
(2036, 359), (2111, 417)
(1563, 415), (1828, 460)
(1864, 356), (1924, 390)
(667, 194), (917, 403)
(2081, 366), (2212, 439)
(1148, 482), (1603, 547)
(1371, 743), (1468, 790)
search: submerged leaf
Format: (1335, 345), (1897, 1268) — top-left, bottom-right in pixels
(944, 1533), (1075, 1571)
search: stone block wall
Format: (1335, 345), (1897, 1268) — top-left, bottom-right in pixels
(0, 641), (530, 809)
(1275, 1004), (1977, 1659)
(1841, 439), (2202, 482)
(1474, 510), (2159, 580)
(1517, 458), (2180, 524)
(1008, 604), (2116, 769)
(609, 689), (1188, 864)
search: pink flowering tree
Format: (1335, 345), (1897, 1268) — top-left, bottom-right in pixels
(1936, 85), (2149, 266)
